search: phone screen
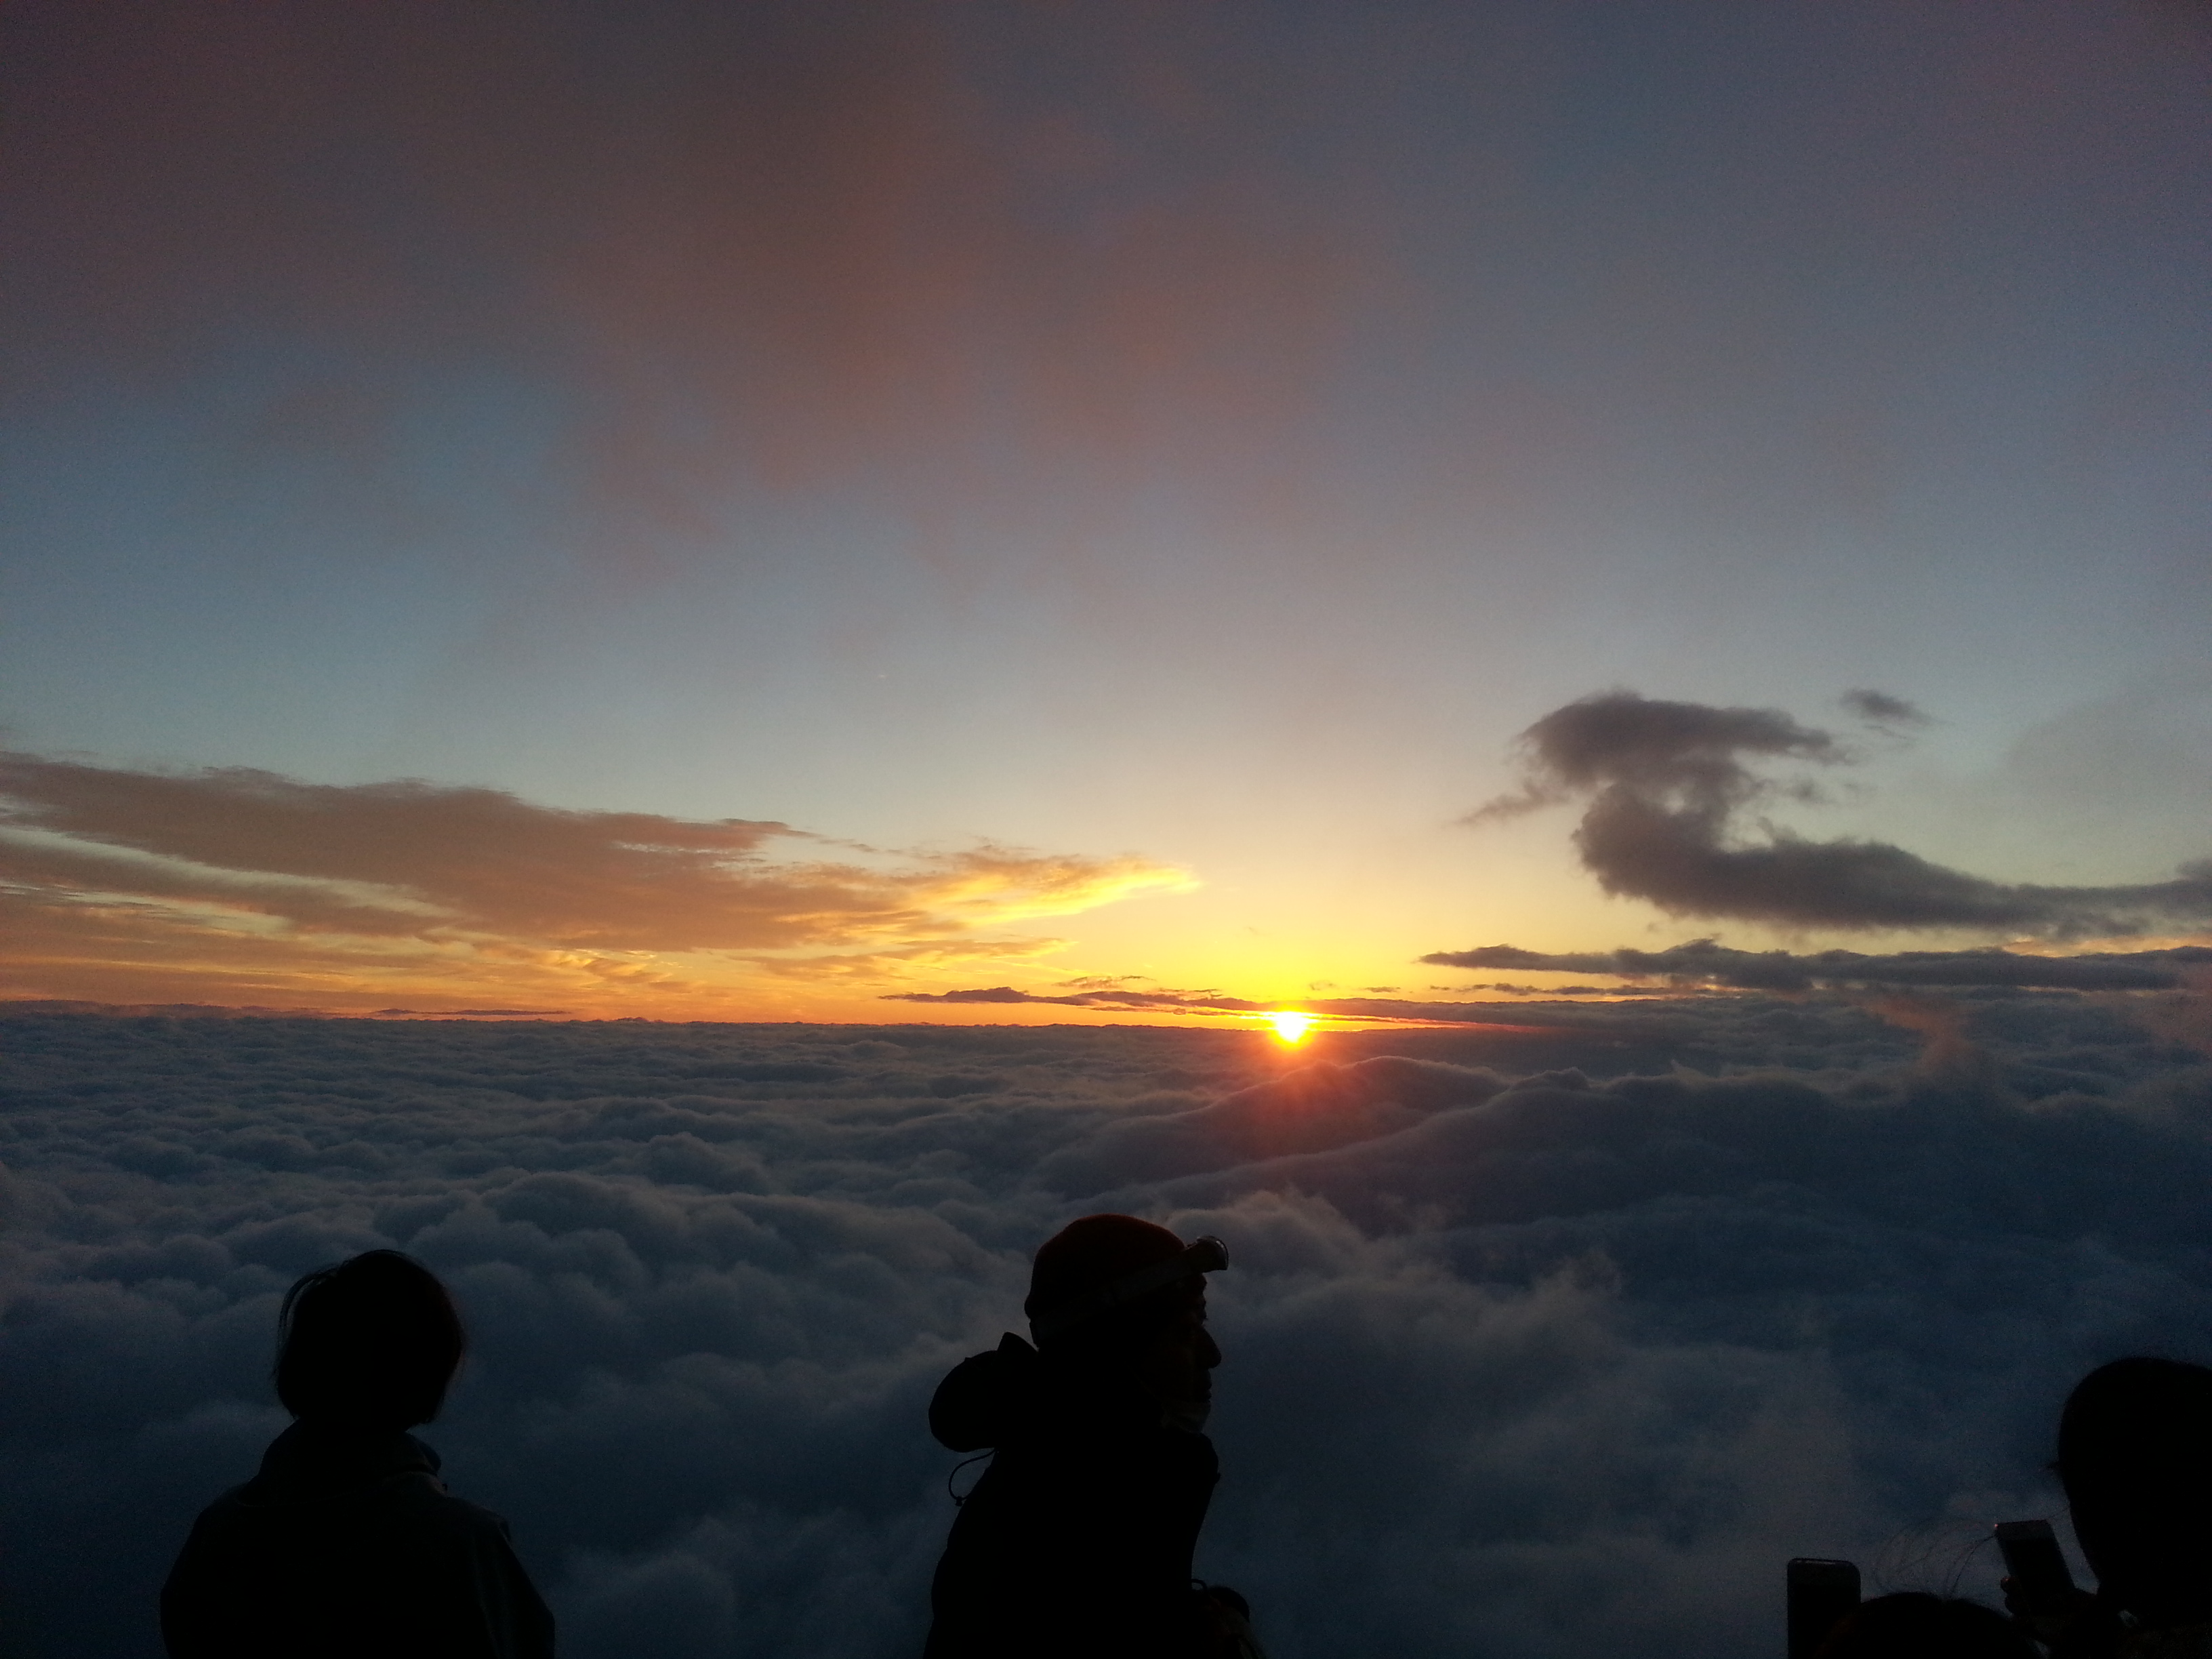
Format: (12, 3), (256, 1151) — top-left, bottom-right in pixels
(1995, 1520), (2075, 1606)
(1787, 1558), (1862, 1659)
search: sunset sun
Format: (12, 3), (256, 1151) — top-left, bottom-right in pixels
(1266, 1010), (1315, 1044)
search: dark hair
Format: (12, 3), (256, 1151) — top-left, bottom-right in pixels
(274, 1250), (466, 1429)
(2055, 1357), (2212, 1627)
(1814, 1593), (2035, 1659)
(1025, 1214), (1198, 1353)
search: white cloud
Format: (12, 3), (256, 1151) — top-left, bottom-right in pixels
(1, 1000), (2207, 1656)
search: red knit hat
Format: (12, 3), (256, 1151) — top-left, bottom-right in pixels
(1025, 1214), (1204, 1343)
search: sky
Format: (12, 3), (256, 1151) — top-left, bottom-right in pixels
(9, 16), (2212, 1652)
(4, 0), (2211, 1022)
(7, 1004), (2212, 1659)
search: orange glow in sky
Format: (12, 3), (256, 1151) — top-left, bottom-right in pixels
(1266, 1010), (1315, 1044)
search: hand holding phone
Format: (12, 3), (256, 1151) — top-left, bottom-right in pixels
(1787, 1558), (1862, 1659)
(1994, 1519), (2076, 1615)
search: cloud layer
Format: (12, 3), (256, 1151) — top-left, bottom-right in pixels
(5, 1002), (2211, 1657)
(1472, 693), (2212, 937)
(0, 753), (1185, 1012)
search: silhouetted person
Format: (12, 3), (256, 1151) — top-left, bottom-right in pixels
(924, 1215), (1256, 1658)
(161, 1250), (554, 1658)
(2007, 1358), (2212, 1659)
(1816, 1593), (2037, 1659)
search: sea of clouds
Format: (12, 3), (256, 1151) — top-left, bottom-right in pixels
(4, 999), (2211, 1659)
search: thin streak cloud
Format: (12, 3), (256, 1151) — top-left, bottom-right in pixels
(1422, 940), (2212, 994)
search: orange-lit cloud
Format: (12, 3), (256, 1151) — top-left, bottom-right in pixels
(0, 752), (1189, 1015)
(881, 981), (1559, 1035)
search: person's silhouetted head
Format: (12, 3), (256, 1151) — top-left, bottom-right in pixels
(1814, 1593), (2035, 1659)
(1027, 1216), (1188, 1334)
(274, 1250), (465, 1431)
(1025, 1215), (1223, 1413)
(2055, 1357), (2212, 1629)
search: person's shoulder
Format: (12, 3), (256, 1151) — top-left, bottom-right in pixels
(374, 1473), (518, 1538)
(190, 1480), (259, 1519)
(165, 1484), (264, 1587)
(198, 1469), (508, 1536)
(176, 1479), (276, 1544)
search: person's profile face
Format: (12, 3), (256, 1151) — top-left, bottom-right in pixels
(1134, 1291), (1221, 1405)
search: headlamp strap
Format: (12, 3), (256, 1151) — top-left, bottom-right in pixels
(1030, 1235), (1229, 1343)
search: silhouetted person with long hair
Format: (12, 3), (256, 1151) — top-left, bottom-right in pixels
(924, 1214), (1258, 1658)
(1816, 1593), (2037, 1659)
(2007, 1358), (2212, 1659)
(161, 1250), (554, 1658)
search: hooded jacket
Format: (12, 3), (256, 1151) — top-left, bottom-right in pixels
(924, 1333), (1221, 1659)
(161, 1420), (554, 1659)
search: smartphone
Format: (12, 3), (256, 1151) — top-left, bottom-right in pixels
(1995, 1519), (2076, 1610)
(1787, 1557), (1862, 1659)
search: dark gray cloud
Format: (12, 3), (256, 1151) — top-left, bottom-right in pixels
(5, 1004), (2212, 1657)
(1423, 940), (2212, 994)
(1839, 689), (1930, 729)
(1469, 692), (2212, 935)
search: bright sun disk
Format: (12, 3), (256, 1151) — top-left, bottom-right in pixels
(1267, 1010), (1315, 1044)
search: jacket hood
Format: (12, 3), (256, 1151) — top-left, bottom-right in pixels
(930, 1333), (1041, 1452)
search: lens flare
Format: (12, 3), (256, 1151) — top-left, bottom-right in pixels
(1266, 1010), (1315, 1044)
